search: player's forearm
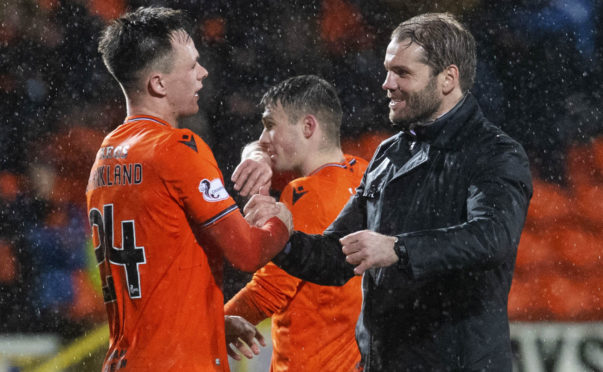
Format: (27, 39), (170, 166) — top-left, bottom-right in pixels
(226, 263), (301, 322)
(197, 212), (289, 272)
(240, 217), (290, 271)
(273, 231), (355, 285)
(224, 290), (270, 325)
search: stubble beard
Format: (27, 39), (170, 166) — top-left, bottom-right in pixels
(390, 76), (441, 131)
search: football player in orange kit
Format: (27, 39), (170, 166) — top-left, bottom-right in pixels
(87, 7), (292, 371)
(225, 75), (368, 372)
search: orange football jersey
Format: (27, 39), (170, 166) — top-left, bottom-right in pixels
(225, 155), (368, 372)
(87, 115), (236, 371)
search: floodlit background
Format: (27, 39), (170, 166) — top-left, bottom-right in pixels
(0, 0), (601, 371)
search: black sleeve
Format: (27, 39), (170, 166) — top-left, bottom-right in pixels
(272, 174), (369, 286)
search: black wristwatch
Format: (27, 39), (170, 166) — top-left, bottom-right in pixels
(393, 237), (409, 270)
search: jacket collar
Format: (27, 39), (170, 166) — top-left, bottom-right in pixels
(401, 92), (482, 150)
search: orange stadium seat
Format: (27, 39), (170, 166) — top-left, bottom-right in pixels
(586, 276), (603, 319)
(566, 138), (603, 227)
(566, 141), (597, 190)
(545, 274), (598, 320)
(575, 184), (603, 228)
(552, 225), (602, 270)
(202, 18), (226, 43)
(593, 136), (603, 174)
(0, 240), (17, 284)
(525, 178), (573, 225)
(0, 171), (19, 202)
(319, 0), (373, 54)
(508, 273), (550, 320)
(88, 0), (125, 21)
(515, 228), (557, 269)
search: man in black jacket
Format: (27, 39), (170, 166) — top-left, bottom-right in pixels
(246, 12), (532, 371)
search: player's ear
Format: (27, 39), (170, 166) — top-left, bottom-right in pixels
(148, 72), (167, 97)
(440, 64), (459, 95)
(302, 114), (317, 139)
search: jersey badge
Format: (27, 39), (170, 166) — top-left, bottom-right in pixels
(199, 178), (229, 202)
(292, 186), (308, 205)
(179, 134), (198, 152)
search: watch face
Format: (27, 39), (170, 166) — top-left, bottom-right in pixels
(393, 238), (408, 267)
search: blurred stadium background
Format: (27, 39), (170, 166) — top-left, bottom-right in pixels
(0, 0), (601, 371)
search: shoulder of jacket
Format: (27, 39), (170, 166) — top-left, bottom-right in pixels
(464, 120), (530, 178)
(471, 120), (525, 153)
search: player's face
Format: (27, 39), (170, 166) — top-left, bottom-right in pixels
(164, 31), (208, 119)
(382, 39), (442, 129)
(259, 102), (304, 172)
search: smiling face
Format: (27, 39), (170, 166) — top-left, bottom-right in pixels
(382, 39), (443, 129)
(163, 30), (208, 119)
(258, 101), (304, 173)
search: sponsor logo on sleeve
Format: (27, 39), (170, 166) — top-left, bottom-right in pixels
(198, 178), (229, 202)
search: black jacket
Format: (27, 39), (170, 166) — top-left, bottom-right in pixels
(273, 94), (533, 371)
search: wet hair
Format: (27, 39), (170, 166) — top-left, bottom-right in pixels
(98, 7), (192, 92)
(260, 75), (343, 147)
(391, 13), (476, 92)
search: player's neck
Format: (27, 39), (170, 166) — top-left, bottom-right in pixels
(300, 147), (345, 177)
(126, 99), (178, 128)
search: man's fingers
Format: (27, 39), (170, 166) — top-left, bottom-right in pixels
(240, 169), (262, 196)
(246, 206), (280, 227)
(255, 328), (266, 347)
(242, 164), (272, 196)
(243, 194), (276, 215)
(345, 251), (364, 265)
(231, 163), (243, 184)
(341, 241), (360, 256)
(239, 323), (264, 355)
(259, 172), (272, 187)
(224, 315), (266, 361)
(354, 260), (371, 276)
(341, 234), (364, 255)
(236, 340), (255, 359)
(254, 216), (271, 227)
(232, 162), (252, 190)
(340, 230), (368, 246)
(234, 339), (255, 359)
(249, 340), (261, 355)
(259, 184), (269, 196)
(231, 164), (243, 184)
(253, 205), (281, 226)
(232, 158), (272, 196)
(227, 345), (242, 360)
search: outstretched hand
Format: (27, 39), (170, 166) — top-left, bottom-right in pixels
(340, 230), (399, 275)
(224, 315), (266, 361)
